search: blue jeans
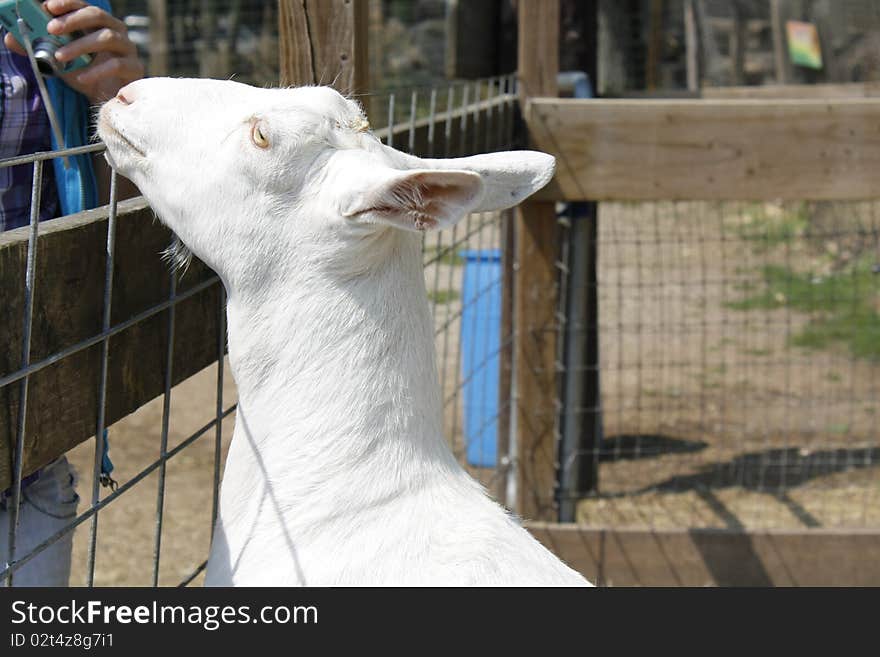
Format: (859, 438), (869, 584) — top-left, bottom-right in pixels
(0, 456), (78, 586)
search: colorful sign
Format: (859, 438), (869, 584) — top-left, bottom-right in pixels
(786, 20), (823, 70)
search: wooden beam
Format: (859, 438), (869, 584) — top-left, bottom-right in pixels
(516, 1), (559, 101)
(526, 523), (880, 586)
(0, 200), (224, 490)
(278, 0), (368, 95)
(527, 98), (880, 201)
(515, 0), (559, 522)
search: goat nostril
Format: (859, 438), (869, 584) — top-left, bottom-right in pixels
(116, 88), (135, 106)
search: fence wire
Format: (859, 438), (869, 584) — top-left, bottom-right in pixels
(112, 0), (448, 92)
(0, 139), (235, 586)
(569, 199), (880, 530)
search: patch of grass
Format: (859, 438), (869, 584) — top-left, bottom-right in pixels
(824, 371), (843, 383)
(744, 348), (772, 357)
(826, 423), (851, 435)
(727, 261), (880, 360)
(428, 288), (459, 305)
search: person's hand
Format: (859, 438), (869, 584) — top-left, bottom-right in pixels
(3, 0), (144, 104)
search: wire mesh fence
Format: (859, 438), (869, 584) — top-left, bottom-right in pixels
(112, 0), (448, 91)
(598, 0), (880, 95)
(113, 0), (280, 85)
(0, 143), (235, 586)
(572, 199), (880, 530)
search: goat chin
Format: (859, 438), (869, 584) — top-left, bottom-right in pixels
(99, 77), (592, 587)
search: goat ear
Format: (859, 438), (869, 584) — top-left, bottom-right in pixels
(342, 168), (485, 232)
(431, 151), (556, 212)
(378, 146), (556, 213)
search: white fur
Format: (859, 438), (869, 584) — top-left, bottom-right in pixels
(98, 78), (591, 587)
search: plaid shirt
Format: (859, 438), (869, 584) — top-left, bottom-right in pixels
(0, 43), (59, 232)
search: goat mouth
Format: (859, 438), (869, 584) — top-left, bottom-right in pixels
(98, 116), (146, 158)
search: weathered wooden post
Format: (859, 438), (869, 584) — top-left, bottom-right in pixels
(513, 0), (560, 521)
(770, 0), (789, 84)
(278, 0), (369, 95)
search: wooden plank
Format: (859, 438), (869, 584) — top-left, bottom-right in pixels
(527, 97), (880, 201)
(278, 0), (368, 95)
(516, 1), (559, 101)
(514, 201), (560, 522)
(703, 82), (880, 99)
(526, 523), (880, 586)
(514, 0), (559, 522)
(0, 200), (223, 490)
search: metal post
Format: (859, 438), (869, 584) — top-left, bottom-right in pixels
(556, 2), (602, 522)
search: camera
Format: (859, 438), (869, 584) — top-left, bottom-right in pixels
(0, 0), (92, 76)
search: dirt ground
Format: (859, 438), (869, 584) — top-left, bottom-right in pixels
(62, 202), (880, 586)
(66, 361), (237, 587)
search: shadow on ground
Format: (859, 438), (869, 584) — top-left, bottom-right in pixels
(597, 434), (708, 462)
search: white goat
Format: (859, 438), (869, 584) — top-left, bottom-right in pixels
(98, 78), (591, 587)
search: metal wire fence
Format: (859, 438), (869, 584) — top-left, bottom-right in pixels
(0, 141), (235, 586)
(392, 75), (518, 505)
(112, 0), (447, 91)
(572, 199), (880, 530)
(113, 0), (280, 85)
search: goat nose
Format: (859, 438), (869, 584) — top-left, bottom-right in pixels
(116, 85), (136, 105)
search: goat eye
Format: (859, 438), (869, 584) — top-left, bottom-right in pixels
(251, 121), (270, 149)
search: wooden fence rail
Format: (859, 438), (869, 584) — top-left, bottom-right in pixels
(0, 199), (223, 490)
(528, 97), (880, 201)
(526, 523), (880, 586)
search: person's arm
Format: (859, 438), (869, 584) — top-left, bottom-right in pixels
(5, 0), (144, 203)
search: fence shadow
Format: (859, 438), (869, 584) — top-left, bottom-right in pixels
(642, 446), (880, 493)
(592, 445), (880, 586)
(598, 434), (708, 462)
